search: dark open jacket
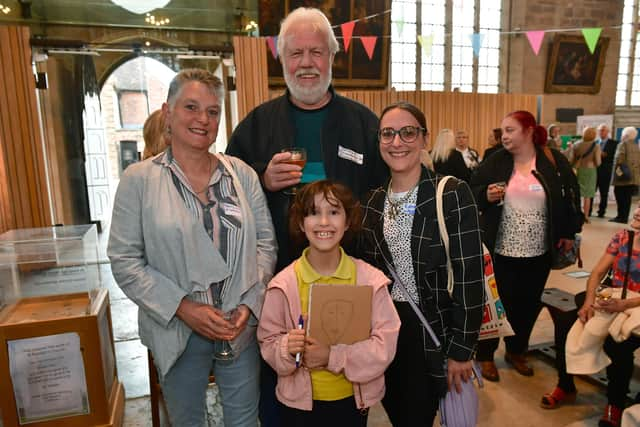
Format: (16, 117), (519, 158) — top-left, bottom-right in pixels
(226, 87), (389, 271)
(470, 146), (582, 257)
(357, 166), (484, 399)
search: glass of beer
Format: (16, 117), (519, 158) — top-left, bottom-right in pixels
(282, 148), (307, 195)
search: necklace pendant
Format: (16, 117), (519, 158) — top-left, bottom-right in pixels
(387, 204), (398, 220)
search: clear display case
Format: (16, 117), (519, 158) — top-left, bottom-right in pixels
(0, 225), (101, 310)
(0, 225), (123, 426)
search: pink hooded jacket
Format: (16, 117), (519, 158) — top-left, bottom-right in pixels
(257, 256), (400, 411)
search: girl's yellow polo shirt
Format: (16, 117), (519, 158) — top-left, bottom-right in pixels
(295, 247), (357, 401)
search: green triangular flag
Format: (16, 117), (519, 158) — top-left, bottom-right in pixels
(395, 17), (405, 37)
(581, 28), (602, 54)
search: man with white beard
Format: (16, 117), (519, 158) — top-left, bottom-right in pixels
(226, 7), (387, 426)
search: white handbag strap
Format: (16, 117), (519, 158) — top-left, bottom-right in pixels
(436, 176), (455, 297)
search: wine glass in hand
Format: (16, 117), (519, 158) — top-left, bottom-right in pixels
(211, 283), (235, 360)
(494, 181), (507, 206)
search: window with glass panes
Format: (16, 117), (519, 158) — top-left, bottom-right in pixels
(616, 0), (639, 106)
(391, 0), (501, 92)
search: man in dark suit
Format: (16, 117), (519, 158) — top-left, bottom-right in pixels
(595, 124), (618, 218)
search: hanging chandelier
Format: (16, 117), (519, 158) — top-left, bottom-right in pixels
(110, 0), (170, 15)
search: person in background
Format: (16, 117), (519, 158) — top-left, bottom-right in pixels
(595, 124), (619, 218)
(483, 127), (503, 161)
(610, 127), (640, 224)
(108, 69), (277, 426)
(471, 110), (582, 382)
(455, 129), (481, 171)
(359, 102), (484, 427)
(572, 126), (601, 224)
(258, 180), (400, 427)
(225, 7), (388, 426)
(548, 123), (574, 161)
(547, 124), (562, 150)
(142, 109), (168, 160)
(432, 128), (472, 183)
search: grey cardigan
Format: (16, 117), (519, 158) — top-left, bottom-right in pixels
(108, 153), (277, 378)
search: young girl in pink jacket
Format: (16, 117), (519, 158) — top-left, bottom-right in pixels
(257, 180), (400, 427)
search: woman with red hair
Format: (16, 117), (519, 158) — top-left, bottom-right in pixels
(470, 111), (582, 382)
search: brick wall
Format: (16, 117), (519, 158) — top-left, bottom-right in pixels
(100, 59), (171, 183)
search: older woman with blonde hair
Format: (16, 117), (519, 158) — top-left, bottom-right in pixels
(431, 128), (471, 182)
(610, 126), (640, 223)
(109, 68), (276, 426)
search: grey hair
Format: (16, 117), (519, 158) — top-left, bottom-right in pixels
(166, 68), (225, 107)
(621, 126), (638, 143)
(277, 7), (339, 57)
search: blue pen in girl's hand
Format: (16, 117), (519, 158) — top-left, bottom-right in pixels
(295, 315), (304, 368)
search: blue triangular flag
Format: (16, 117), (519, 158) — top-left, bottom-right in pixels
(470, 33), (484, 57)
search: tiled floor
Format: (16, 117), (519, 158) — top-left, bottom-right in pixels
(105, 199), (640, 426)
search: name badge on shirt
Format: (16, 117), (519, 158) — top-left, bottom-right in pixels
(529, 184), (543, 192)
(221, 202), (242, 218)
(337, 145), (364, 165)
(403, 203), (416, 215)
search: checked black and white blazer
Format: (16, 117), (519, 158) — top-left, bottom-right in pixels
(357, 166), (485, 390)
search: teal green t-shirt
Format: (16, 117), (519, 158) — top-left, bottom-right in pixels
(290, 103), (328, 183)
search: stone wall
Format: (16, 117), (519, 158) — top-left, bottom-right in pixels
(503, 0), (624, 135)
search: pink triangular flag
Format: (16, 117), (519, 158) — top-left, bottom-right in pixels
(360, 36), (377, 60)
(341, 21), (356, 52)
(266, 36), (278, 59)
(526, 31), (545, 56)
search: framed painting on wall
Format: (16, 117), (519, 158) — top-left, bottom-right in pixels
(544, 34), (609, 94)
(258, 0), (390, 89)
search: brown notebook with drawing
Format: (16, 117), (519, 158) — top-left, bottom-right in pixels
(308, 284), (372, 346)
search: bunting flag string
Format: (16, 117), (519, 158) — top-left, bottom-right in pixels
(361, 36), (378, 59)
(417, 34), (433, 57)
(341, 21), (356, 52)
(526, 31), (545, 56)
(260, 7), (617, 61)
(266, 36), (278, 59)
(470, 33), (484, 57)
(582, 28), (603, 54)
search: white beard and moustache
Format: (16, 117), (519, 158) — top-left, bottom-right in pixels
(283, 66), (332, 106)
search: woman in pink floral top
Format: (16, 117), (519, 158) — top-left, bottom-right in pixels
(575, 205), (640, 427)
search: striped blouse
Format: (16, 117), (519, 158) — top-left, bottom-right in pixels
(160, 149), (242, 306)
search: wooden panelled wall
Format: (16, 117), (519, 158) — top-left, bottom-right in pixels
(0, 25), (51, 234)
(341, 90), (539, 154)
(232, 36), (270, 122)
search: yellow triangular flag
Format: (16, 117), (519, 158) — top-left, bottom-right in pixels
(417, 34), (434, 57)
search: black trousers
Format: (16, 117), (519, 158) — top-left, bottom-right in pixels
(550, 293), (586, 392)
(604, 334), (640, 407)
(476, 253), (551, 360)
(597, 166), (613, 215)
(281, 396), (368, 427)
(382, 302), (441, 427)
(259, 359), (282, 427)
(614, 185), (636, 222)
